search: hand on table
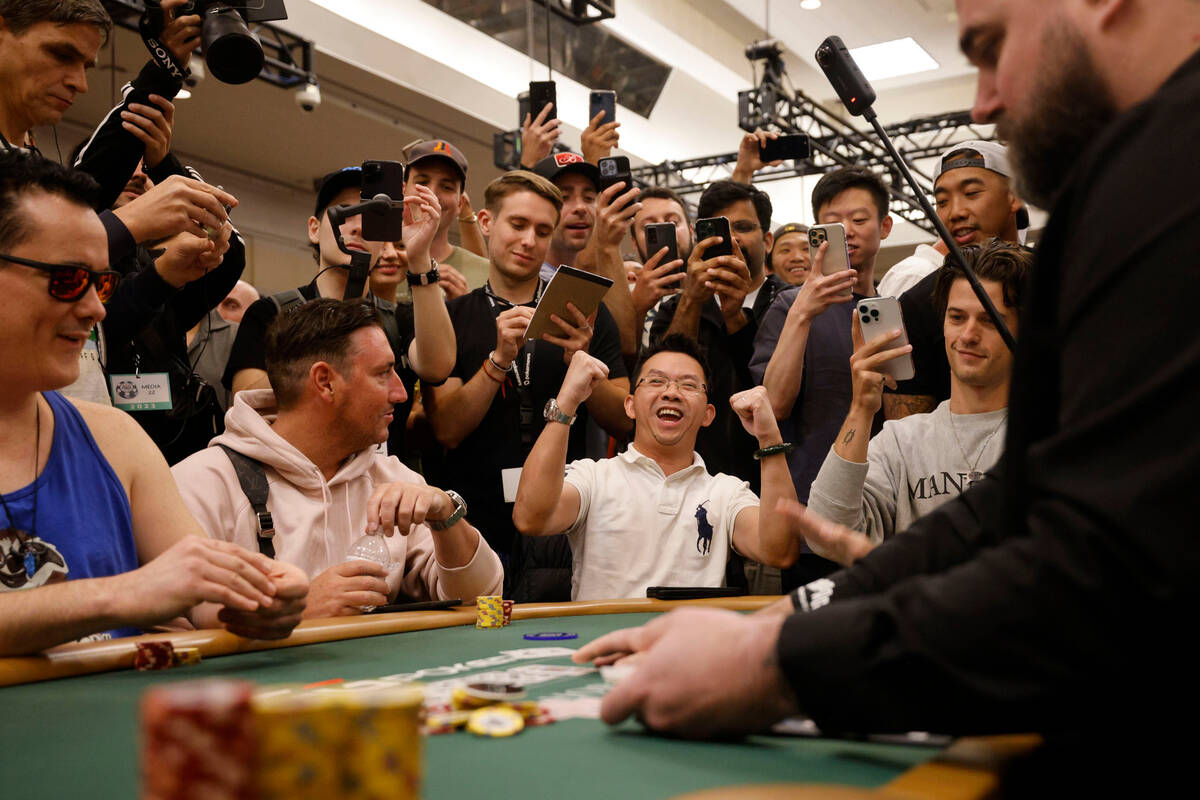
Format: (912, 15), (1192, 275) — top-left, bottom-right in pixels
(572, 607), (799, 738)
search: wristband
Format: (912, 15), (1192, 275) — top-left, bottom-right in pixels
(488, 350), (512, 373)
(458, 213), (477, 224)
(406, 258), (440, 287)
(753, 442), (794, 460)
(482, 359), (505, 383)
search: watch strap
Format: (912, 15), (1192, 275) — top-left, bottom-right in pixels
(429, 490), (467, 530)
(406, 259), (440, 286)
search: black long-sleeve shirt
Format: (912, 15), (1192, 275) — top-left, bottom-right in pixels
(776, 49), (1200, 736)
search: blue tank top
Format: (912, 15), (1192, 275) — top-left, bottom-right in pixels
(0, 392), (141, 640)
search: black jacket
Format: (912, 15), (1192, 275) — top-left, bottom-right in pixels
(776, 50), (1200, 736)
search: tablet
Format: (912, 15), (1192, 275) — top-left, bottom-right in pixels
(524, 265), (614, 341)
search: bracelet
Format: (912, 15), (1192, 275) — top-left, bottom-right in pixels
(481, 359), (506, 383)
(406, 258), (440, 287)
(487, 350), (512, 375)
(458, 213), (477, 224)
(753, 442), (794, 460)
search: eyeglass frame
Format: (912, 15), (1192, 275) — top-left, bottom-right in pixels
(633, 373), (709, 396)
(0, 252), (121, 302)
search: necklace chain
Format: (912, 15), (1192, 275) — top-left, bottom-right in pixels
(949, 407), (1005, 478)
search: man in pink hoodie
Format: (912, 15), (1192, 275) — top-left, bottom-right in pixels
(172, 299), (503, 618)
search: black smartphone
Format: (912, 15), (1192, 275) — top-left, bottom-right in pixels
(644, 222), (680, 271)
(528, 80), (556, 122)
(695, 216), (733, 258)
(517, 90), (530, 126)
(589, 89), (616, 123)
(646, 586), (744, 600)
(365, 598), (462, 614)
(597, 155), (632, 194)
(759, 133), (811, 162)
(360, 159), (405, 242)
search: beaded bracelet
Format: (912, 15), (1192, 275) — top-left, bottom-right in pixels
(753, 442), (795, 460)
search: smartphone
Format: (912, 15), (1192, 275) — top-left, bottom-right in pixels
(528, 80), (556, 122)
(644, 222), (680, 272)
(360, 159), (405, 242)
(809, 222), (851, 275)
(365, 598), (462, 615)
(589, 89), (616, 123)
(695, 216), (733, 259)
(517, 91), (530, 126)
(759, 133), (811, 162)
(856, 296), (915, 381)
(597, 155), (631, 194)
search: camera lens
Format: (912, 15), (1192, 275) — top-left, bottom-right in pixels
(816, 45), (832, 67)
(871, 309), (879, 318)
(861, 315), (870, 324)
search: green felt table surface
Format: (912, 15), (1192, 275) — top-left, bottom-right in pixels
(0, 611), (937, 799)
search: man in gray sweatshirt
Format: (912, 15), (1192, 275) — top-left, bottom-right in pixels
(802, 239), (1033, 564)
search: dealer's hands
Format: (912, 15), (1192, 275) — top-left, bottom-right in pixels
(556, 351), (610, 416)
(731, 386), (783, 445)
(520, 103), (561, 168)
(307, 561), (390, 618)
(848, 314), (911, 416)
(572, 607), (800, 737)
(366, 481), (456, 534)
(776, 499), (875, 566)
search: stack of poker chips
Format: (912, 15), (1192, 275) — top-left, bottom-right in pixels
(253, 685), (423, 799)
(134, 640), (202, 671)
(140, 680), (424, 800)
(141, 679), (256, 800)
(475, 595), (512, 628)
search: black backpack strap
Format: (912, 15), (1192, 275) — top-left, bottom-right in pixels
(217, 444), (275, 559)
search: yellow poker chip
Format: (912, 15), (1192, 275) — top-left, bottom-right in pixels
(466, 706), (524, 738)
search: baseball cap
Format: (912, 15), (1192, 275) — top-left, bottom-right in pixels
(405, 139), (469, 184)
(313, 166), (362, 218)
(772, 222), (809, 241)
(937, 140), (1010, 180)
(531, 153), (601, 192)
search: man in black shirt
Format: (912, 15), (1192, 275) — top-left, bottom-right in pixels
(222, 167), (456, 456)
(424, 171), (630, 600)
(572, 0), (1200, 776)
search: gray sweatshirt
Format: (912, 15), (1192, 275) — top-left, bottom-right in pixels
(806, 400), (1007, 547)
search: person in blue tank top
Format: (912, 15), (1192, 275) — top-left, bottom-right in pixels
(0, 152), (309, 655)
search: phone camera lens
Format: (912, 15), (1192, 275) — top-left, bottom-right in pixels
(871, 309), (880, 318)
(860, 315), (871, 324)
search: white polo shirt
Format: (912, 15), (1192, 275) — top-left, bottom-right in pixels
(562, 445), (759, 601)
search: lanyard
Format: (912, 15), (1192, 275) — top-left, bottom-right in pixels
(482, 279), (547, 454)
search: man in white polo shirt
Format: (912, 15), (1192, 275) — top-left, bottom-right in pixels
(512, 334), (802, 600)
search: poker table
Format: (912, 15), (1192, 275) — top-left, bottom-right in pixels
(0, 598), (1037, 799)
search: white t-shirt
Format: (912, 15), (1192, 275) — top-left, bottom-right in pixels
(562, 445), (759, 601)
(877, 243), (944, 298)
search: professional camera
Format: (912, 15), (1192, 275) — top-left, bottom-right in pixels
(745, 39), (784, 62)
(294, 80), (321, 112)
(142, 0), (289, 85)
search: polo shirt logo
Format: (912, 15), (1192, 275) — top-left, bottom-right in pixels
(694, 502), (713, 555)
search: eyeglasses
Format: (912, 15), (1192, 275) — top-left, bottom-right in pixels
(635, 375), (707, 395)
(0, 252), (120, 302)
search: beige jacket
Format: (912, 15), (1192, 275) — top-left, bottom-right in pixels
(172, 390), (503, 602)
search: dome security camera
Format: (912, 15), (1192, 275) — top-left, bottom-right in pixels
(295, 80), (321, 113)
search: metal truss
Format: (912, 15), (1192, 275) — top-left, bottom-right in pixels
(100, 0), (316, 88)
(531, 0), (616, 25)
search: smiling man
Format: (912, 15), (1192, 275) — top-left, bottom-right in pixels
(0, 152), (307, 655)
(571, 1), (1200, 784)
(513, 338), (801, 600)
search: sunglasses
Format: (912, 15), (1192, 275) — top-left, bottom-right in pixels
(0, 252), (121, 302)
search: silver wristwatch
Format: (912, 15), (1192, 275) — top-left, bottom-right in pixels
(429, 489), (467, 530)
(544, 398), (576, 426)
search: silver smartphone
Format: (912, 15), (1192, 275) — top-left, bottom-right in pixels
(856, 296), (915, 381)
(809, 223), (851, 275)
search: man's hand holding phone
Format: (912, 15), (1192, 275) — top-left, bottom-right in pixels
(684, 236), (752, 333)
(848, 314), (912, 416)
(787, 241), (857, 324)
(732, 129), (781, 184)
(582, 111), (621, 164)
(520, 103), (561, 168)
(632, 246), (686, 317)
(594, 181), (641, 250)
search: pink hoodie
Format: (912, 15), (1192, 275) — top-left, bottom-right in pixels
(171, 389), (503, 602)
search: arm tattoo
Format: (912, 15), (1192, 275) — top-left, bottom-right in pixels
(842, 428), (856, 445)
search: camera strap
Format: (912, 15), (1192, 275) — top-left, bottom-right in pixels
(138, 0), (192, 83)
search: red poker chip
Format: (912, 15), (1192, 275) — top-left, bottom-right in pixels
(135, 641), (175, 671)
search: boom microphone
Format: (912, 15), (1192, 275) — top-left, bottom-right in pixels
(814, 35), (1016, 352)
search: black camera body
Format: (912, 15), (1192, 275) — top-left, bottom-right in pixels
(144, 0), (288, 85)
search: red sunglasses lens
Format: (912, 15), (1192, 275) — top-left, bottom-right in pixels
(47, 266), (90, 300)
(94, 272), (119, 302)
